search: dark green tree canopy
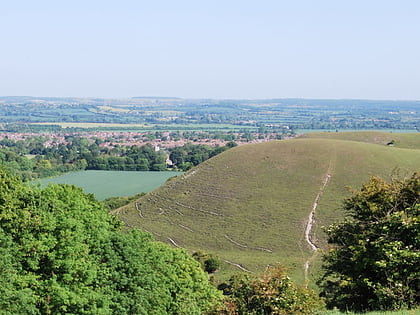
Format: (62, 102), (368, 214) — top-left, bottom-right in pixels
(319, 173), (419, 312)
(0, 169), (220, 314)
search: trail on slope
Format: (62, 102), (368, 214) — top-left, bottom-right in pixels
(303, 157), (335, 284)
(223, 260), (252, 273)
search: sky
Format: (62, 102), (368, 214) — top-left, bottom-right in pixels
(1, 0), (419, 100)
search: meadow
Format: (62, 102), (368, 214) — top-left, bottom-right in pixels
(37, 170), (182, 200)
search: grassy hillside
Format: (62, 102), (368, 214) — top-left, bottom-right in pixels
(115, 136), (420, 284)
(298, 131), (420, 149)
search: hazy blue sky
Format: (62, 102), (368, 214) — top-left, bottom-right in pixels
(1, 0), (419, 99)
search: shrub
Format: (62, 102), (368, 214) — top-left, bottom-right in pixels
(215, 265), (325, 314)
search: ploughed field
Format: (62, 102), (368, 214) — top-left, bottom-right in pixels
(38, 170), (182, 200)
(115, 132), (420, 283)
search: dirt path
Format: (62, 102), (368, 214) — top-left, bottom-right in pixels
(304, 159), (335, 283)
(167, 237), (180, 247)
(223, 260), (252, 273)
(304, 173), (331, 251)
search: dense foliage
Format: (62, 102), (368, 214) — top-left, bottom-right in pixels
(0, 169), (220, 314)
(169, 142), (236, 171)
(319, 173), (419, 312)
(215, 266), (325, 315)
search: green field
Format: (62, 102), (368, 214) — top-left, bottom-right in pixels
(37, 171), (183, 200)
(115, 132), (420, 285)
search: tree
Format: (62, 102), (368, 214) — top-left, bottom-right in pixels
(319, 173), (419, 312)
(0, 168), (221, 314)
(169, 148), (186, 166)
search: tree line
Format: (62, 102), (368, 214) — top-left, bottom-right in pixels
(0, 136), (237, 179)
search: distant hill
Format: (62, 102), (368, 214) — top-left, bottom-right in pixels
(115, 134), (420, 283)
(298, 131), (420, 149)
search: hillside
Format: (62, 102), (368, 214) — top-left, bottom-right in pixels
(115, 136), (420, 283)
(298, 131), (420, 149)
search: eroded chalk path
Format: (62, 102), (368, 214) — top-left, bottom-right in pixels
(304, 158), (335, 284)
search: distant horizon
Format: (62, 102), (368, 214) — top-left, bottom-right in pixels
(1, 95), (420, 102)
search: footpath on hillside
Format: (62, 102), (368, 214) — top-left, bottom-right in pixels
(304, 155), (335, 284)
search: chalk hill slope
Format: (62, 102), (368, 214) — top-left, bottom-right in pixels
(299, 131), (420, 149)
(116, 134), (420, 282)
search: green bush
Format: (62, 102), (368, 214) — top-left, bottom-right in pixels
(101, 193), (145, 211)
(192, 251), (221, 273)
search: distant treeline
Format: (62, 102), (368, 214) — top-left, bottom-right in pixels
(0, 136), (236, 179)
(169, 142), (237, 171)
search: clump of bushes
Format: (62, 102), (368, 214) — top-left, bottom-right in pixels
(101, 192), (145, 211)
(214, 265), (325, 315)
(193, 251), (221, 274)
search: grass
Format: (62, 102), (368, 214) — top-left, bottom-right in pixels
(35, 170), (182, 200)
(296, 129), (419, 134)
(115, 134), (420, 284)
(299, 131), (420, 149)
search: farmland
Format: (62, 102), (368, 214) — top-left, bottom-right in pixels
(0, 96), (418, 132)
(37, 170), (182, 200)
